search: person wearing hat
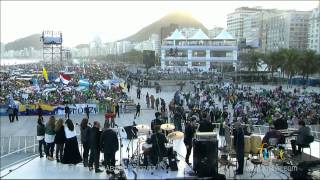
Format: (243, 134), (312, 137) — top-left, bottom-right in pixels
(273, 112), (288, 130)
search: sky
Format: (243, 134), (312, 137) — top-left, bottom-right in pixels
(1, 1), (319, 47)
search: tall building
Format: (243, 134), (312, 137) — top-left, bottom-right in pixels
(264, 10), (311, 52)
(208, 27), (223, 39)
(160, 29), (238, 72)
(133, 34), (160, 54)
(307, 7), (320, 54)
(227, 7), (263, 41)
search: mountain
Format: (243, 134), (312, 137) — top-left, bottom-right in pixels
(123, 11), (208, 42)
(5, 34), (42, 51)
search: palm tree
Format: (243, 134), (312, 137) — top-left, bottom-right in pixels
(278, 48), (300, 86)
(263, 51), (282, 83)
(298, 49), (319, 84)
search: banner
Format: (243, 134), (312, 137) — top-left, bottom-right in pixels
(57, 104), (98, 115)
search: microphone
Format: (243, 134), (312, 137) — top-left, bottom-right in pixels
(76, 123), (79, 126)
(115, 124), (119, 127)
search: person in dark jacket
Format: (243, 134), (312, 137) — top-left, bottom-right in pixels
(115, 103), (120, 118)
(151, 112), (163, 133)
(184, 118), (197, 164)
(37, 105), (43, 118)
(13, 106), (19, 121)
(54, 118), (66, 163)
(84, 105), (90, 119)
(80, 118), (91, 167)
(134, 103), (141, 119)
(198, 116), (214, 132)
(37, 117), (45, 158)
(147, 126), (168, 165)
(233, 122), (244, 175)
(273, 113), (288, 130)
(7, 106), (14, 123)
(290, 120), (312, 155)
(65, 105), (71, 119)
(89, 121), (103, 173)
(100, 123), (119, 174)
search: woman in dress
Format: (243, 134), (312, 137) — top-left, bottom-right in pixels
(62, 119), (82, 164)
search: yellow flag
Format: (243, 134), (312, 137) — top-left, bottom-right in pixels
(43, 67), (49, 82)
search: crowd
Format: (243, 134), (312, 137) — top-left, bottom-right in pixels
(37, 115), (119, 174)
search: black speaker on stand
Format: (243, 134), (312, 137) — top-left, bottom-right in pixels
(193, 139), (218, 177)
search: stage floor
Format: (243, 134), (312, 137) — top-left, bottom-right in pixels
(1, 133), (319, 179)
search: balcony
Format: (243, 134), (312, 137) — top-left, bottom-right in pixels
(161, 45), (237, 51)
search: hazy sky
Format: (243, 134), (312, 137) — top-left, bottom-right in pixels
(1, 1), (319, 47)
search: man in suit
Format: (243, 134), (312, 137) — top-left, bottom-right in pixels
(100, 123), (119, 174)
(89, 121), (103, 173)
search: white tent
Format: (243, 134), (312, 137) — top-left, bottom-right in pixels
(214, 30), (235, 40)
(189, 29), (209, 40)
(165, 29), (186, 40)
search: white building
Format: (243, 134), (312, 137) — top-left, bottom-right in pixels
(307, 7), (320, 54)
(134, 34), (160, 54)
(160, 29), (238, 72)
(227, 7), (262, 41)
(265, 10), (311, 52)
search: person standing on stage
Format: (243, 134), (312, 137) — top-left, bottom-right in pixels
(100, 123), (119, 175)
(184, 117), (197, 165)
(147, 126), (168, 165)
(80, 118), (91, 167)
(45, 116), (56, 160)
(13, 105), (19, 122)
(37, 116), (45, 158)
(127, 83), (131, 93)
(54, 118), (66, 163)
(84, 105), (90, 119)
(155, 97), (160, 111)
(233, 122), (244, 175)
(89, 121), (103, 173)
(137, 87), (141, 99)
(65, 105), (71, 119)
(62, 119), (82, 165)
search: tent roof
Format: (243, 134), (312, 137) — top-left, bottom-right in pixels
(165, 29), (186, 40)
(189, 29), (209, 40)
(214, 30), (235, 40)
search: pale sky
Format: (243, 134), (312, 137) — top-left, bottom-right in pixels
(1, 1), (319, 47)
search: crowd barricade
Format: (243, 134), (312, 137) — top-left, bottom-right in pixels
(0, 103), (99, 116)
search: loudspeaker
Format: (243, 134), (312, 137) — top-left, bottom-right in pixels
(124, 126), (138, 139)
(193, 139), (218, 177)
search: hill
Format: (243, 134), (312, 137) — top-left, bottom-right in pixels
(123, 11), (208, 42)
(5, 34), (42, 51)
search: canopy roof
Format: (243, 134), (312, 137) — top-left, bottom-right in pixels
(189, 29), (209, 40)
(214, 30), (235, 40)
(165, 29), (186, 40)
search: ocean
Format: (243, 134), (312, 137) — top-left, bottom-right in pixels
(0, 58), (40, 66)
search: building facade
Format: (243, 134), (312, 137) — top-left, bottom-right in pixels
(160, 29), (238, 72)
(307, 7), (320, 54)
(227, 7), (262, 41)
(264, 10), (311, 52)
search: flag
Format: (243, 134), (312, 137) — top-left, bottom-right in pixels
(60, 73), (71, 85)
(79, 79), (90, 87)
(43, 67), (49, 82)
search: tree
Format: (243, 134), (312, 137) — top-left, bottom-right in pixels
(263, 51), (282, 82)
(278, 48), (300, 86)
(297, 49), (319, 84)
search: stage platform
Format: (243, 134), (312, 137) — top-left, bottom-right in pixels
(1, 133), (320, 179)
